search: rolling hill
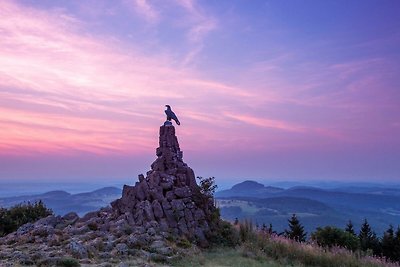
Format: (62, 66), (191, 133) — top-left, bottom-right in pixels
(216, 181), (400, 235)
(0, 186), (122, 216)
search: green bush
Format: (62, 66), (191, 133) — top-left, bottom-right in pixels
(56, 257), (80, 267)
(177, 238), (192, 248)
(311, 226), (359, 251)
(208, 220), (240, 247)
(0, 200), (52, 237)
(87, 222), (98, 231)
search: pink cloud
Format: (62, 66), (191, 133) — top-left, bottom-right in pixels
(1, 0), (397, 162)
(0, 0), (252, 156)
(224, 112), (306, 133)
(128, 0), (160, 23)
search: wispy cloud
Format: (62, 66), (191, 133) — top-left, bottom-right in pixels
(129, 0), (159, 23)
(224, 112), (306, 133)
(174, 0), (217, 65)
(0, 0), (247, 156)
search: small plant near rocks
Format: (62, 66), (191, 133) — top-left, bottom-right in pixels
(56, 257), (80, 267)
(177, 238), (192, 248)
(87, 222), (98, 231)
(122, 225), (133, 235)
(209, 220), (240, 247)
(166, 234), (176, 242)
(197, 176), (218, 198)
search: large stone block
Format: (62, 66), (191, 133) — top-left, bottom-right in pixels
(171, 199), (185, 211)
(163, 209), (178, 228)
(174, 186), (192, 198)
(143, 200), (155, 221)
(152, 200), (164, 219)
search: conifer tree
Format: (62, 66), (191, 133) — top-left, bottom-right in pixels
(358, 219), (380, 254)
(359, 218), (372, 251)
(345, 220), (355, 235)
(393, 226), (400, 261)
(285, 214), (306, 242)
(268, 223), (274, 235)
(381, 225), (395, 261)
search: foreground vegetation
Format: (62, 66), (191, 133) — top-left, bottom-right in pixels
(185, 177), (399, 266)
(173, 220), (399, 267)
(0, 201), (52, 237)
(173, 244), (397, 267)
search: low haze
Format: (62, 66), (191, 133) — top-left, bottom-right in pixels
(1, 0), (399, 187)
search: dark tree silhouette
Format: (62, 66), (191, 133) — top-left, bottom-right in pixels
(381, 225), (396, 261)
(393, 226), (400, 261)
(345, 220), (356, 236)
(268, 223), (274, 235)
(358, 219), (380, 255)
(285, 214), (306, 242)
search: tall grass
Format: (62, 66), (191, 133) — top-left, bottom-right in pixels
(236, 220), (399, 267)
(172, 218), (399, 267)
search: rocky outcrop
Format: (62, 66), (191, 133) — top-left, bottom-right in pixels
(111, 125), (215, 246)
(0, 125), (218, 265)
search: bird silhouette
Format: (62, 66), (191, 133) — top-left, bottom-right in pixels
(165, 105), (180, 125)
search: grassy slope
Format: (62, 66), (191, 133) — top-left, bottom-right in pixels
(172, 247), (294, 267)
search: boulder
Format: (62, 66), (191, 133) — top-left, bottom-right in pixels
(174, 186), (192, 198)
(68, 240), (88, 259)
(171, 199), (185, 211)
(152, 200), (164, 219)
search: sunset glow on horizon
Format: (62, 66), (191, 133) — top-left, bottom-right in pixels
(1, 0), (399, 183)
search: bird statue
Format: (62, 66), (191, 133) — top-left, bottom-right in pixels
(165, 105), (180, 125)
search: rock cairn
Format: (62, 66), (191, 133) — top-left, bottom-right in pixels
(111, 125), (214, 246)
(0, 125), (217, 265)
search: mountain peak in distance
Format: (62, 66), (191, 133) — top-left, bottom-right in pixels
(231, 180), (265, 191)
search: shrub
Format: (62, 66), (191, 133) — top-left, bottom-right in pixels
(197, 176), (218, 198)
(87, 222), (98, 231)
(177, 238), (192, 248)
(56, 257), (80, 267)
(0, 200), (52, 237)
(311, 226), (359, 251)
(208, 220), (240, 247)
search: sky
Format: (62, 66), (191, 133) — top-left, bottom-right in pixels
(0, 0), (399, 187)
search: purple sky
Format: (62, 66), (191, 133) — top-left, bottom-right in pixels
(0, 0), (399, 185)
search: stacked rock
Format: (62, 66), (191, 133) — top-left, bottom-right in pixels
(0, 125), (218, 265)
(111, 125), (214, 246)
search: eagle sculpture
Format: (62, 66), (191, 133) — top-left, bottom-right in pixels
(165, 105), (180, 125)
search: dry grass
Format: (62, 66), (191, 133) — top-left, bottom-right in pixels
(173, 221), (400, 267)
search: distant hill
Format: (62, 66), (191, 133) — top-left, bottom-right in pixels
(330, 186), (400, 196)
(0, 186), (122, 216)
(216, 180), (400, 235)
(217, 180), (284, 197)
